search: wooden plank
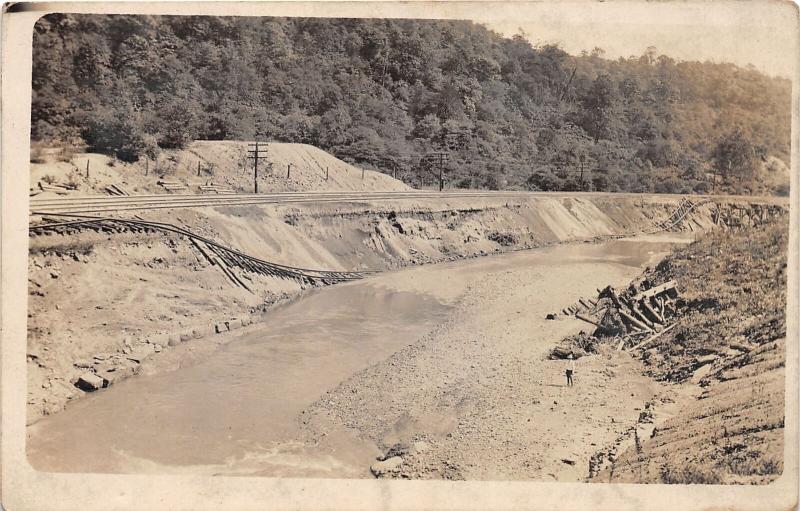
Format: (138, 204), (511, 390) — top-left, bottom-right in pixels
(642, 300), (664, 324)
(628, 324), (677, 352)
(575, 313), (601, 328)
(632, 280), (677, 301)
(619, 309), (653, 333)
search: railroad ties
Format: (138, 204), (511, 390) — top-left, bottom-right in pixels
(29, 214), (372, 289)
(642, 197), (712, 235)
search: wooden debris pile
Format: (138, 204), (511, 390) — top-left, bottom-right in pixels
(549, 278), (681, 358)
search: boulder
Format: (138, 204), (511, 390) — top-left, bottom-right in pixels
(167, 335), (181, 347)
(214, 323), (228, 334)
(370, 456), (403, 477)
(179, 333), (191, 342)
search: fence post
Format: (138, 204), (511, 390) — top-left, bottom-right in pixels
(86, 160), (90, 179)
(197, 161), (201, 177)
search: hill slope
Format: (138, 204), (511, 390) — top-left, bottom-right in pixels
(31, 15), (791, 195)
(30, 141), (411, 196)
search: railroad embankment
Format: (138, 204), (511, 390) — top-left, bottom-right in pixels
(26, 194), (785, 423)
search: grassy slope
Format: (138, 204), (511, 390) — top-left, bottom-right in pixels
(602, 217), (788, 484)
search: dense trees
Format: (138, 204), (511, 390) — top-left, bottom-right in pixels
(31, 15), (791, 195)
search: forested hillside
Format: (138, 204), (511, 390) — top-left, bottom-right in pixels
(31, 15), (791, 195)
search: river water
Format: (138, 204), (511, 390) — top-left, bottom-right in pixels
(26, 234), (691, 475)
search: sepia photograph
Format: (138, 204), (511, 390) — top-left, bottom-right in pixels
(1, 1), (798, 509)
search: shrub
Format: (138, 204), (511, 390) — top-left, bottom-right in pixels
(660, 464), (722, 485)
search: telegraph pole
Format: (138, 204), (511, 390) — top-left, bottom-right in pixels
(430, 151), (449, 192)
(247, 142), (269, 193)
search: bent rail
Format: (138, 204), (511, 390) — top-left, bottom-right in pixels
(639, 198), (714, 235)
(29, 212), (373, 287)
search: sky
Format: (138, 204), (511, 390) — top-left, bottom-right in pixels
(480, 1), (797, 79)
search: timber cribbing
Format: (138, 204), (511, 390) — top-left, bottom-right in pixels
(29, 212), (372, 288)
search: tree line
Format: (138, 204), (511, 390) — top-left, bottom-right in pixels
(31, 15), (791, 195)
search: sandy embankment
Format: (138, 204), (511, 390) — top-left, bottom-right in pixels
(300, 256), (669, 481)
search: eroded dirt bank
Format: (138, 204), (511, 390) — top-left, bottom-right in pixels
(26, 194), (785, 423)
(589, 218), (788, 485)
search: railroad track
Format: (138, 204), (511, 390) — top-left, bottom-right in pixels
(641, 197), (714, 234)
(30, 190), (751, 215)
(30, 191), (537, 214)
(29, 213), (373, 287)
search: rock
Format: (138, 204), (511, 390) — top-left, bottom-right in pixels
(97, 370), (118, 386)
(179, 333), (191, 342)
(411, 441), (430, 454)
(214, 323), (228, 334)
(76, 372), (105, 392)
(371, 456), (403, 477)
(561, 458), (576, 466)
(545, 313), (558, 320)
(192, 329), (203, 339)
(227, 320), (241, 331)
(167, 335), (181, 347)
(127, 344), (155, 363)
(73, 359), (93, 369)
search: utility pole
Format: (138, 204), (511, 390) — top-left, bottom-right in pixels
(247, 142), (269, 193)
(429, 151), (449, 192)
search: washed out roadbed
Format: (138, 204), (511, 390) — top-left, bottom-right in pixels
(298, 216), (788, 482)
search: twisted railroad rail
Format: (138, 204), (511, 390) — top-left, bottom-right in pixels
(29, 212), (374, 288)
(640, 197), (714, 235)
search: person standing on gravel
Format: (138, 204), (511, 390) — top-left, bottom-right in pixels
(566, 353), (576, 387)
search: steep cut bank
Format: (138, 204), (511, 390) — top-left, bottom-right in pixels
(588, 218), (788, 485)
(26, 195), (786, 423)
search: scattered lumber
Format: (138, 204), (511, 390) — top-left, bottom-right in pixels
(551, 276), (682, 359)
(632, 280), (677, 301)
(628, 324), (677, 352)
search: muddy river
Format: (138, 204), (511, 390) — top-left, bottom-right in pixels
(27, 234), (691, 475)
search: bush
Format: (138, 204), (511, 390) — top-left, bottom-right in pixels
(30, 144), (47, 164)
(660, 464), (722, 484)
(81, 110), (150, 162)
